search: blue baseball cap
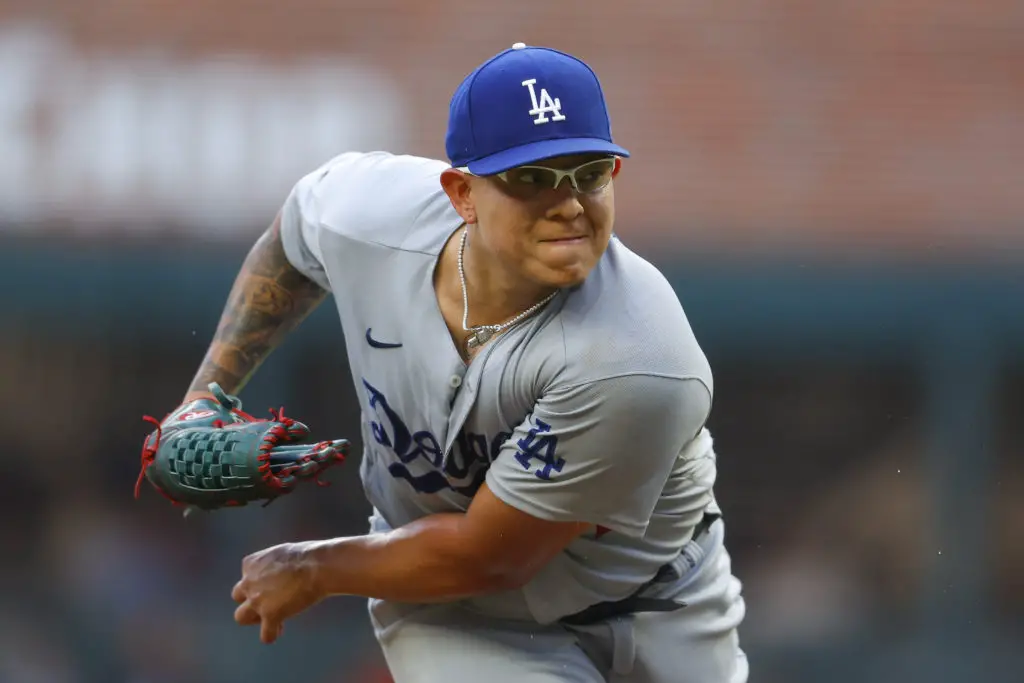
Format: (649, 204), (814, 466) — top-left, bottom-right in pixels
(445, 43), (630, 175)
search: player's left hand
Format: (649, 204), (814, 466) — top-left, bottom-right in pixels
(231, 541), (325, 644)
(135, 382), (348, 512)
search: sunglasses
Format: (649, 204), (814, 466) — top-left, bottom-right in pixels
(458, 157), (617, 199)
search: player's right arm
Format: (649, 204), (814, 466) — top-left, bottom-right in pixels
(182, 152), (343, 402)
(183, 213), (328, 402)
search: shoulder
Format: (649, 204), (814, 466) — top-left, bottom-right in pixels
(286, 150), (463, 253)
(546, 238), (712, 393)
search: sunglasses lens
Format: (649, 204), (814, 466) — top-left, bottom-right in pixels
(572, 159), (616, 193)
(501, 167), (560, 195)
(498, 157), (616, 198)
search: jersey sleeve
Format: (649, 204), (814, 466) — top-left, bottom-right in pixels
(278, 151), (459, 293)
(279, 158), (335, 292)
(484, 374), (712, 538)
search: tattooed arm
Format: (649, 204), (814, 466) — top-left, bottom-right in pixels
(184, 213), (328, 402)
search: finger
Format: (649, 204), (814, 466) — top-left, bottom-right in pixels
(274, 474), (296, 488)
(268, 443), (347, 477)
(268, 439), (348, 459)
(234, 601), (261, 626)
(266, 445), (341, 465)
(260, 618), (284, 644)
(281, 450), (340, 482)
(293, 459), (322, 478)
(305, 441), (348, 468)
(231, 580), (247, 603)
(266, 446), (318, 474)
(267, 444), (313, 456)
(316, 439), (350, 462)
(278, 420), (310, 441)
(326, 438), (350, 455)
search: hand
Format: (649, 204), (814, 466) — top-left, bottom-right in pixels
(136, 382), (349, 509)
(231, 542), (325, 644)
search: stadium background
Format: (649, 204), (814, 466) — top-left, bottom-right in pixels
(0, 1), (1021, 681)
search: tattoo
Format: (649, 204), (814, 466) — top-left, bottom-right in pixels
(188, 215), (327, 396)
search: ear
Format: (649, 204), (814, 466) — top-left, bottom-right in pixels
(611, 157), (623, 178)
(440, 168), (478, 225)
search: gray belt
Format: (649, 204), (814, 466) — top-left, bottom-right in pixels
(560, 512), (721, 626)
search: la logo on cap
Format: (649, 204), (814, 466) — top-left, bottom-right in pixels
(522, 78), (565, 125)
(510, 41), (566, 126)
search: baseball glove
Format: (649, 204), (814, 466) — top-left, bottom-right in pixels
(135, 383), (348, 511)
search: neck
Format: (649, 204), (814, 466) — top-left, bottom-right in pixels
(458, 227), (555, 328)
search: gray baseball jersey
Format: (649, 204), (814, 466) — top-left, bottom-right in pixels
(280, 150), (724, 626)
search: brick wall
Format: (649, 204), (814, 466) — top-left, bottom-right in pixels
(3, 0), (1021, 256)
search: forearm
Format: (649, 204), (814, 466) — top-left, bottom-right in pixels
(304, 513), (520, 603)
(187, 215), (327, 399)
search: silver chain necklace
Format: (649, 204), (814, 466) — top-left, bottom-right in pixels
(458, 227), (557, 351)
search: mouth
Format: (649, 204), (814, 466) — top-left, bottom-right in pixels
(541, 235), (588, 244)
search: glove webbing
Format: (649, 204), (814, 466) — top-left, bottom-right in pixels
(134, 407), (299, 506)
(165, 430), (254, 492)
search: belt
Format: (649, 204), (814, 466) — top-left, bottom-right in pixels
(559, 512), (721, 626)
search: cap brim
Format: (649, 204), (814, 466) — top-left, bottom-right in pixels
(465, 138), (630, 175)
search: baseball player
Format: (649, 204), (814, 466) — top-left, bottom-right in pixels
(137, 43), (747, 682)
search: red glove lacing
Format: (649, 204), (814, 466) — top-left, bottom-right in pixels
(134, 406), (336, 504)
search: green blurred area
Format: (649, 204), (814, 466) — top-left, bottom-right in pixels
(1, 241), (1021, 682)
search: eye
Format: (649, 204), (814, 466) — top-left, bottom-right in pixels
(516, 171), (542, 185)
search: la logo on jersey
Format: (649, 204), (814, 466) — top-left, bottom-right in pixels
(522, 78), (566, 125)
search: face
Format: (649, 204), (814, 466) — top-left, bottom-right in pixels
(441, 154), (621, 289)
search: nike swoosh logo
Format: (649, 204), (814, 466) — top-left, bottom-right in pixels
(366, 328), (403, 349)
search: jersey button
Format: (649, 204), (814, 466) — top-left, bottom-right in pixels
(449, 375), (463, 388)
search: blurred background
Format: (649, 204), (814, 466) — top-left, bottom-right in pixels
(0, 1), (1021, 681)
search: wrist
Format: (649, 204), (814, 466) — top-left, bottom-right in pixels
(183, 390), (218, 404)
(301, 538), (348, 599)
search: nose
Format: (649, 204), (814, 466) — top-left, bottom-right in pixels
(545, 181), (584, 220)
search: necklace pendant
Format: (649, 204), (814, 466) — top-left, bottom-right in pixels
(466, 328), (493, 350)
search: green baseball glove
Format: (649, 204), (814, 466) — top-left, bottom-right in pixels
(135, 383), (348, 511)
